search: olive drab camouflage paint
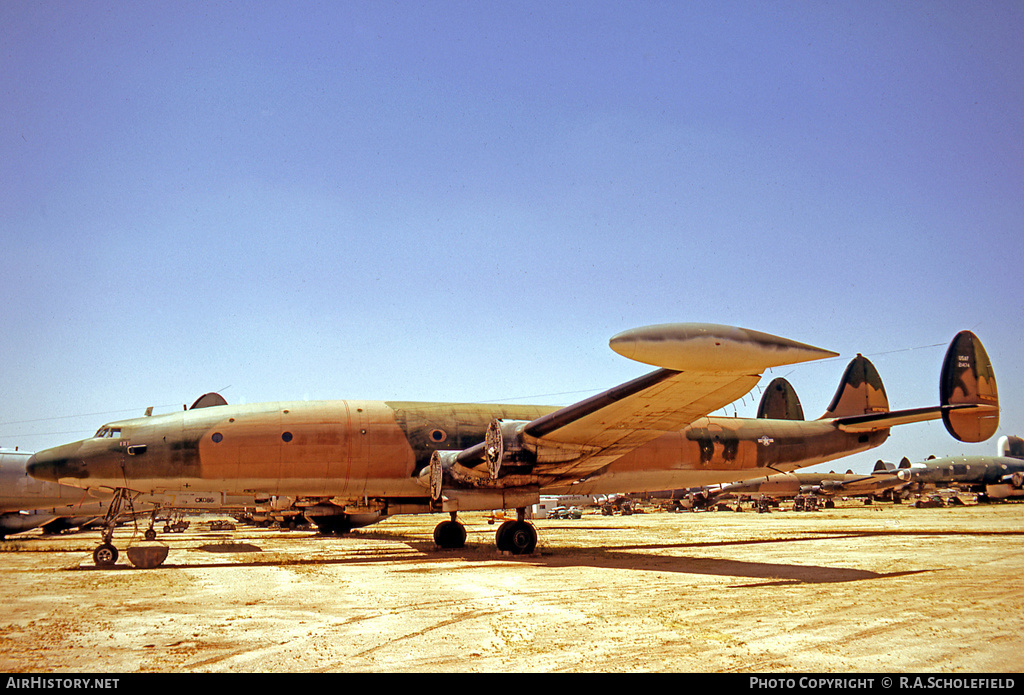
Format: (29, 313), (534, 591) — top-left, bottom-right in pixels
(27, 323), (999, 559)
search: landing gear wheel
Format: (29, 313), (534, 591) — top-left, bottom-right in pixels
(93, 543), (118, 567)
(312, 517), (352, 535)
(495, 520), (536, 555)
(144, 528), (157, 541)
(433, 520), (467, 549)
(495, 521), (514, 550)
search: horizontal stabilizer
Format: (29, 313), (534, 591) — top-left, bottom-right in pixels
(833, 403), (995, 433)
(826, 331), (999, 444)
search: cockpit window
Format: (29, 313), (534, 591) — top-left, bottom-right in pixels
(93, 427), (122, 438)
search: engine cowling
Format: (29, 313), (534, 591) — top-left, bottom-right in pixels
(484, 419), (533, 479)
(421, 419), (537, 503)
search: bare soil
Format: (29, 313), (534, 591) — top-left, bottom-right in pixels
(0, 500), (1021, 673)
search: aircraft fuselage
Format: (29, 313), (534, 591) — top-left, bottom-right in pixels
(27, 399), (887, 506)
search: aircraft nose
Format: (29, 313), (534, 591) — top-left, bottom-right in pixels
(26, 453), (51, 482)
(26, 451), (60, 482)
(26, 445), (86, 483)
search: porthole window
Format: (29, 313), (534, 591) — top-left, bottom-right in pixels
(282, 432), (293, 443)
(212, 432), (223, 443)
(429, 429), (448, 444)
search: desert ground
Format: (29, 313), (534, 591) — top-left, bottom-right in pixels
(0, 499), (1021, 673)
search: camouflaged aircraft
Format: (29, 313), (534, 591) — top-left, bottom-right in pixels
(699, 468), (906, 509)
(26, 323), (999, 566)
(649, 376), (908, 510)
(891, 435), (1024, 502)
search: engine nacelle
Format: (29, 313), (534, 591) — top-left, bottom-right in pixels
(420, 419), (538, 503)
(483, 419), (533, 479)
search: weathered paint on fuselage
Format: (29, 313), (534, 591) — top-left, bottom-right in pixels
(28, 399), (888, 501)
(0, 449), (91, 510)
(904, 455), (1024, 488)
(714, 471), (901, 498)
(1, 449), (110, 537)
(551, 415), (887, 495)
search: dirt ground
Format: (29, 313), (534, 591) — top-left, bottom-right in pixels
(0, 499), (1021, 673)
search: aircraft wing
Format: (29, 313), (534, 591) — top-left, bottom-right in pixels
(457, 324), (838, 480)
(520, 368), (761, 473)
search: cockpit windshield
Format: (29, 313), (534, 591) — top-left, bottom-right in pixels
(93, 427), (123, 438)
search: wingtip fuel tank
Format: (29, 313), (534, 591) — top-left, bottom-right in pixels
(609, 323), (839, 373)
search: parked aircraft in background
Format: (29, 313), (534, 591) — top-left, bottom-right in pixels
(648, 377), (908, 510)
(705, 469), (905, 509)
(27, 324), (998, 566)
(0, 448), (108, 538)
(892, 435), (1024, 503)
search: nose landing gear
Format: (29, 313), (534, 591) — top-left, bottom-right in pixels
(91, 488), (168, 569)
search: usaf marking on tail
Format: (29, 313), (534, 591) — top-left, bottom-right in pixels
(27, 323), (998, 567)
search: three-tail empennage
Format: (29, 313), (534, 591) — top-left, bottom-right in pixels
(827, 331), (999, 443)
(872, 457), (913, 474)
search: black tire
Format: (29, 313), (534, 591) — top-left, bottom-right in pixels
(502, 521), (537, 555)
(433, 520), (467, 549)
(93, 543), (118, 567)
(495, 520), (514, 551)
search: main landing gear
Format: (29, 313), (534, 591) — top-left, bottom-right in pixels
(432, 508), (538, 555)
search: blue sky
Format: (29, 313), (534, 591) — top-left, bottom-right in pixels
(2, 1), (1022, 473)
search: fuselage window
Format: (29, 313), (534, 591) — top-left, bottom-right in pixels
(212, 432), (223, 443)
(282, 432), (293, 443)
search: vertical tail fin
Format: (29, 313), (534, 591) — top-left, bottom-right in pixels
(820, 354), (889, 419)
(940, 331), (999, 442)
(999, 435), (1023, 459)
(757, 377), (805, 420)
